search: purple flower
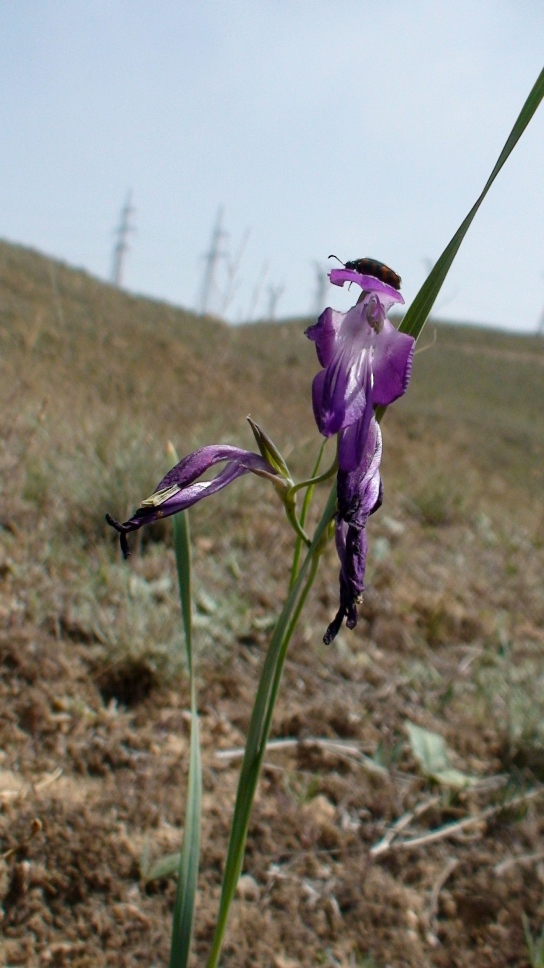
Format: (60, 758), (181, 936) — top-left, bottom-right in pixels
(306, 266), (415, 643)
(323, 417), (383, 645)
(106, 444), (282, 558)
(305, 267), (414, 471)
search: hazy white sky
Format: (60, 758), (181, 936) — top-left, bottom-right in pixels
(1, 1), (544, 329)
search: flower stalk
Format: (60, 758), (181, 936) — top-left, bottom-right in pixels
(289, 438), (328, 589)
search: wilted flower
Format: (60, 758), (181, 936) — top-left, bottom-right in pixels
(323, 416), (383, 644)
(306, 266), (415, 642)
(107, 443), (283, 558)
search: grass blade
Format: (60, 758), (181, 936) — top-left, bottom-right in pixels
(206, 482), (337, 968)
(174, 508), (194, 677)
(169, 504), (202, 968)
(399, 65), (544, 343)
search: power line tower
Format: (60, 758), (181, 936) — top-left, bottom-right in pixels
(267, 282), (285, 322)
(220, 228), (250, 317)
(199, 206), (228, 315)
(245, 261), (269, 322)
(111, 192), (136, 287)
(311, 261), (328, 317)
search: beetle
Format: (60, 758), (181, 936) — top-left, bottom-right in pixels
(329, 254), (401, 291)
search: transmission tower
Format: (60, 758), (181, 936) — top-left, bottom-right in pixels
(311, 261), (328, 317)
(111, 192), (136, 287)
(221, 228), (250, 316)
(246, 261), (269, 322)
(267, 282), (285, 322)
(199, 206), (228, 315)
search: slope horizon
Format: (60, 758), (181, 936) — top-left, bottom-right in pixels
(2, 235), (540, 336)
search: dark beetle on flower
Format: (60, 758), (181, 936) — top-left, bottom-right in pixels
(328, 255), (402, 292)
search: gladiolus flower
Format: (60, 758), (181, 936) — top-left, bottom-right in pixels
(305, 268), (414, 471)
(306, 266), (415, 642)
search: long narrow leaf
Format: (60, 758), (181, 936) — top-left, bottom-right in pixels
(399, 65), (544, 343)
(169, 505), (202, 968)
(174, 509), (195, 677)
(206, 483), (338, 968)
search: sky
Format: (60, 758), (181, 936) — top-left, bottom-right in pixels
(1, 1), (544, 330)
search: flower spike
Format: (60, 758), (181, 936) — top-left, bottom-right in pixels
(307, 265), (414, 643)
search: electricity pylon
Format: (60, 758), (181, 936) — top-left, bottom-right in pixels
(111, 192), (136, 287)
(199, 206), (227, 315)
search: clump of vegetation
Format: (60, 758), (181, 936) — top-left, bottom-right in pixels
(475, 641), (544, 778)
(408, 474), (465, 527)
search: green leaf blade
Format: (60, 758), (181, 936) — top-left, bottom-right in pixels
(169, 507), (202, 968)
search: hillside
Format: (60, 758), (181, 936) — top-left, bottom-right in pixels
(1, 240), (544, 968)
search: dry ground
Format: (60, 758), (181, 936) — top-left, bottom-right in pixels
(1, 241), (544, 967)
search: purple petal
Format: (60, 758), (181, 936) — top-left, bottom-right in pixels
(309, 301), (376, 437)
(312, 345), (373, 438)
(323, 523), (368, 644)
(343, 525), (368, 610)
(338, 418), (383, 526)
(337, 403), (374, 472)
(304, 307), (343, 368)
(157, 444), (270, 492)
(324, 419), (384, 643)
(308, 294), (411, 442)
(134, 462), (246, 525)
(329, 268), (404, 305)
(106, 445), (278, 554)
(371, 320), (415, 406)
(310, 369), (331, 435)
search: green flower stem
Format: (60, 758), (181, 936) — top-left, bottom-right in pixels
(287, 454), (338, 497)
(205, 482), (337, 968)
(283, 499), (311, 548)
(289, 439), (328, 590)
